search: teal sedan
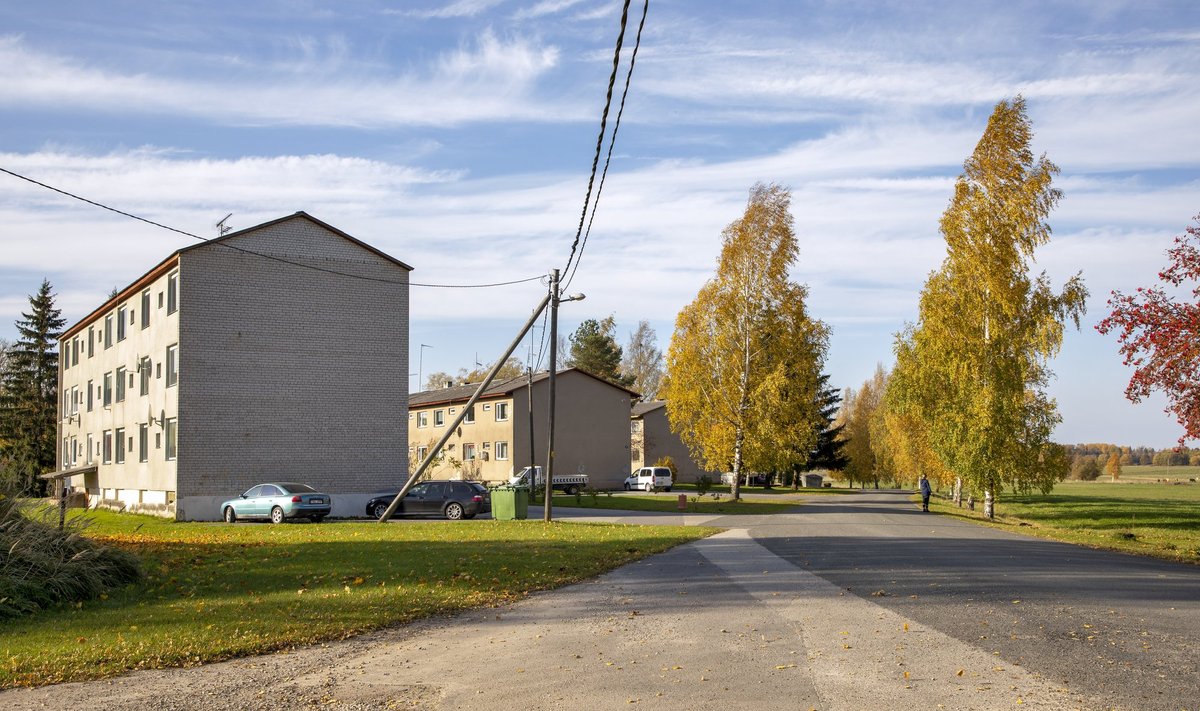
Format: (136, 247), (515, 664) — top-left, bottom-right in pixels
(220, 482), (332, 523)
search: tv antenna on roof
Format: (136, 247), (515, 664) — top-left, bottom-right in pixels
(216, 213), (233, 236)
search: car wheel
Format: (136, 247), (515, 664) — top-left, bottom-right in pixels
(371, 502), (389, 519)
(664, 487), (672, 492)
(444, 502), (464, 520)
(623, 483), (631, 491)
(270, 506), (285, 524)
(223, 506), (237, 523)
(565, 484), (579, 495)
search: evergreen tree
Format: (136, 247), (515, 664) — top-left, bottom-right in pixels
(0, 280), (66, 495)
(801, 373), (848, 475)
(568, 316), (632, 386)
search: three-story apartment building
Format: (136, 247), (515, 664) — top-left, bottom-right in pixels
(56, 212), (411, 520)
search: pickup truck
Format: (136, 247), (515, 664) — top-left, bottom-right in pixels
(624, 466), (673, 491)
(508, 466), (589, 496)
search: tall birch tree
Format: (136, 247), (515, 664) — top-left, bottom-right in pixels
(664, 183), (829, 500)
(889, 97), (1085, 518)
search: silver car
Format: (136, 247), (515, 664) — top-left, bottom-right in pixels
(221, 482), (332, 523)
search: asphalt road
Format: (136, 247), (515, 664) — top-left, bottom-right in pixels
(3, 490), (1197, 710)
(747, 490), (1200, 711)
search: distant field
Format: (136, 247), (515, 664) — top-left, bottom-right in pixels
(1118, 464), (1200, 482)
(932, 478), (1200, 564)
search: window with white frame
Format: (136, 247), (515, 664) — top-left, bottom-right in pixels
(416, 445), (428, 462)
(495, 441), (509, 460)
(167, 271), (179, 314)
(463, 443), (476, 461)
(102, 430), (113, 464)
(103, 372), (113, 406)
(434, 409), (445, 426)
(140, 289), (150, 328)
(87, 433), (93, 464)
(464, 406), (475, 424)
(115, 427), (125, 464)
(140, 357), (151, 395)
(417, 411), (428, 428)
(104, 313), (113, 349)
(116, 367), (127, 402)
(495, 402), (509, 421)
(165, 417), (178, 460)
(166, 344), (178, 387)
(87, 326), (94, 358)
(138, 423), (149, 462)
(117, 305), (127, 341)
(87, 379), (93, 411)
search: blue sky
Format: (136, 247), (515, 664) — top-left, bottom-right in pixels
(2, 1), (1198, 447)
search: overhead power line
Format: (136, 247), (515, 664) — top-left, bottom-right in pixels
(0, 166), (542, 290)
(563, 0), (648, 293)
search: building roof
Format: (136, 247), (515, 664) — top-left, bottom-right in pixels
(61, 212), (411, 340)
(411, 368), (640, 408)
(631, 400), (667, 418)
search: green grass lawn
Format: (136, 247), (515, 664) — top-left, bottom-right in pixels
(929, 480), (1200, 564)
(0, 510), (716, 689)
(1119, 464), (1200, 482)
(551, 492), (802, 514)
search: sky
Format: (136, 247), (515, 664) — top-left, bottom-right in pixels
(1, 0), (1198, 448)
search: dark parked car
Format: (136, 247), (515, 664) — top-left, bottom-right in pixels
(366, 480), (490, 520)
(221, 482), (331, 523)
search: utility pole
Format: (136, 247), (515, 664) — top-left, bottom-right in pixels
(544, 270), (559, 522)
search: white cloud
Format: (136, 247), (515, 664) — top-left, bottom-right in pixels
(0, 32), (570, 128)
(513, 0), (588, 20)
(400, 0), (507, 20)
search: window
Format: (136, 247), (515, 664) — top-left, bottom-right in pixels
(117, 305), (127, 341)
(104, 313), (113, 348)
(73, 336), (80, 365)
(464, 406), (475, 424)
(434, 410), (445, 427)
(88, 326), (94, 358)
(417, 411), (428, 428)
(415, 446), (428, 462)
(166, 344), (178, 387)
(165, 418), (177, 460)
(463, 443), (476, 461)
(167, 271), (178, 314)
(102, 430), (113, 464)
(140, 357), (151, 395)
(63, 342), (71, 369)
(71, 386), (79, 415)
(495, 441), (509, 460)
(87, 434), (93, 465)
(116, 367), (127, 402)
(138, 424), (148, 462)
(115, 427), (125, 464)
(141, 289), (150, 328)
(103, 372), (113, 406)
(495, 402), (509, 421)
(632, 420), (642, 433)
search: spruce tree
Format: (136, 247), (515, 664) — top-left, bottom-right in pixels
(0, 280), (65, 495)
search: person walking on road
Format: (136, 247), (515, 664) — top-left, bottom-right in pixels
(919, 474), (932, 512)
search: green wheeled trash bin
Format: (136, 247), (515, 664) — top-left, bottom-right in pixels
(491, 487), (529, 520)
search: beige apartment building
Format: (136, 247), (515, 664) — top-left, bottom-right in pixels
(409, 369), (638, 490)
(55, 212), (411, 520)
(630, 400), (718, 483)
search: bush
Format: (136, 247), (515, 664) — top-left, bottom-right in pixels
(653, 456), (678, 483)
(1070, 457), (1101, 481)
(695, 474), (713, 497)
(0, 495), (143, 620)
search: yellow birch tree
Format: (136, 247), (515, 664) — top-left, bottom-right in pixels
(888, 96), (1086, 518)
(664, 183), (829, 500)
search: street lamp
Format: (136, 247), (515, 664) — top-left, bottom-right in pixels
(544, 269), (584, 522)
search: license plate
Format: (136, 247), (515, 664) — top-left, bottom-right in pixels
(309, 498), (325, 504)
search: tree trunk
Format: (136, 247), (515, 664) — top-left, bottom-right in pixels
(984, 486), (995, 519)
(731, 426), (743, 501)
(952, 477), (963, 507)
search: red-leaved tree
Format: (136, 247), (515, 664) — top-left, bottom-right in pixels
(1097, 214), (1200, 445)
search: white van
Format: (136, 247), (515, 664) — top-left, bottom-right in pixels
(624, 466), (673, 491)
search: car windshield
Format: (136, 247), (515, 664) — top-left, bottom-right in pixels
(279, 483), (316, 493)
